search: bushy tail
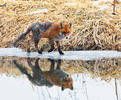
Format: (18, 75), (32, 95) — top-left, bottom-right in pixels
(13, 27), (31, 47)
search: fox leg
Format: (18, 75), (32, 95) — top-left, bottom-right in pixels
(48, 59), (55, 71)
(32, 29), (43, 54)
(56, 41), (64, 55)
(48, 40), (54, 52)
(34, 39), (42, 54)
(27, 58), (42, 73)
(56, 59), (62, 69)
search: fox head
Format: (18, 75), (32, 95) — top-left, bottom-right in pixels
(60, 75), (73, 91)
(59, 23), (72, 39)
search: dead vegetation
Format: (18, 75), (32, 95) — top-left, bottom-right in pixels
(0, 0), (121, 51)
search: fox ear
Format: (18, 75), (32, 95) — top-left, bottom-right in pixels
(60, 23), (63, 28)
(69, 23), (72, 28)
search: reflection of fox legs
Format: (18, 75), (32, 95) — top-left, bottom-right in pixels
(44, 59), (73, 91)
(13, 59), (52, 86)
(13, 58), (73, 90)
(27, 58), (43, 74)
(48, 58), (55, 71)
(48, 58), (61, 71)
(56, 59), (61, 70)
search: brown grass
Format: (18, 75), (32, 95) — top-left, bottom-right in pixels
(0, 0), (121, 51)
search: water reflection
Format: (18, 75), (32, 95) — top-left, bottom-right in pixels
(0, 57), (121, 100)
(13, 58), (73, 91)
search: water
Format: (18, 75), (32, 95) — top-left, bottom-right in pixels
(0, 48), (121, 100)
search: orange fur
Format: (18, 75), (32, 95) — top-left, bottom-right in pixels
(13, 22), (72, 55)
(42, 23), (72, 40)
(43, 70), (73, 90)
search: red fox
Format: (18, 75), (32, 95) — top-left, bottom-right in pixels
(13, 22), (72, 55)
(43, 59), (73, 90)
(13, 58), (73, 91)
(43, 70), (73, 90)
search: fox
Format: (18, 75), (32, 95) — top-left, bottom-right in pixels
(13, 22), (72, 55)
(43, 59), (73, 90)
(13, 58), (73, 91)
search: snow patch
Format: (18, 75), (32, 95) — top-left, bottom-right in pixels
(29, 9), (48, 15)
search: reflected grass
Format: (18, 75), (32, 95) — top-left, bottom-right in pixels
(0, 56), (121, 82)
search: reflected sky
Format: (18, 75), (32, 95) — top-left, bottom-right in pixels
(0, 74), (121, 100)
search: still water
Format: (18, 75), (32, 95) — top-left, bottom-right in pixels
(0, 48), (121, 100)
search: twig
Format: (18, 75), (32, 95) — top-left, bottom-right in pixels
(115, 78), (119, 100)
(112, 0), (116, 15)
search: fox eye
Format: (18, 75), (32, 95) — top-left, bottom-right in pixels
(62, 32), (66, 34)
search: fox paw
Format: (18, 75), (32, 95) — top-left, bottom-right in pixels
(38, 50), (42, 54)
(48, 49), (53, 52)
(59, 51), (64, 55)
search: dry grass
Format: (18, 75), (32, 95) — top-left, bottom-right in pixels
(0, 0), (121, 51)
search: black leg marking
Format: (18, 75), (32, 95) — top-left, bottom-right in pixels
(58, 45), (64, 55)
(48, 44), (54, 52)
(48, 40), (54, 52)
(38, 48), (44, 54)
(38, 49), (42, 54)
(56, 41), (64, 55)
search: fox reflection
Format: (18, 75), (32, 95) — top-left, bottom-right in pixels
(13, 58), (73, 91)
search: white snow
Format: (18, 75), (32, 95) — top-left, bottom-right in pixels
(29, 9), (48, 15)
(0, 48), (120, 60)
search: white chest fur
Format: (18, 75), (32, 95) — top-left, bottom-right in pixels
(54, 32), (66, 41)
